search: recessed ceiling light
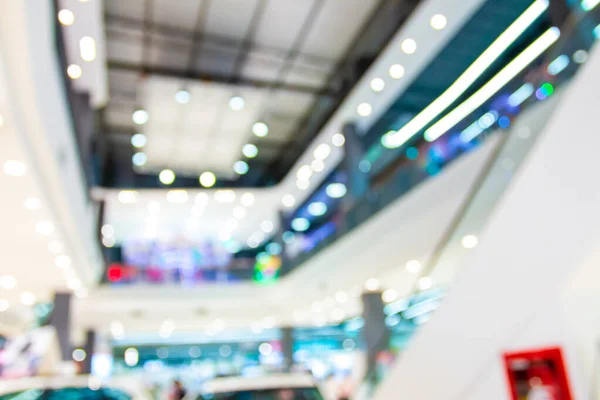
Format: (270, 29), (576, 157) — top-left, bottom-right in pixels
(132, 152), (147, 166)
(401, 38), (417, 54)
(389, 64), (405, 79)
(332, 133), (345, 147)
(117, 190), (139, 204)
(252, 122), (269, 137)
(0, 299), (9, 312)
(67, 278), (82, 291)
(199, 171), (216, 188)
(382, 289), (398, 303)
(175, 89), (192, 104)
(461, 234), (478, 249)
(405, 259), (422, 273)
(242, 144), (258, 158)
(130, 133), (147, 148)
(296, 165), (313, 181)
(307, 202), (327, 216)
(313, 143), (331, 160)
(326, 183), (347, 199)
(58, 9), (75, 26)
(0, 114), (4, 127)
(291, 217), (310, 232)
(67, 64), (82, 80)
(311, 159), (325, 172)
(335, 291), (348, 303)
(365, 278), (380, 291)
(573, 49), (589, 64)
(261, 220), (274, 233)
(233, 206), (246, 219)
(159, 169), (175, 185)
(430, 14), (447, 30)
(79, 36), (96, 61)
(166, 190), (188, 203)
(296, 180), (310, 190)
(23, 197), (42, 210)
(357, 103), (372, 117)
(282, 194), (296, 208)
(370, 78), (385, 92)
(101, 224), (114, 237)
(233, 161), (249, 175)
(240, 192), (255, 207)
(132, 109), (149, 125)
(102, 236), (115, 248)
(35, 220), (54, 236)
(229, 96), (245, 111)
(0, 275), (16, 290)
(418, 277), (433, 290)
(20, 292), (36, 306)
(214, 190), (236, 204)
(3, 160), (26, 176)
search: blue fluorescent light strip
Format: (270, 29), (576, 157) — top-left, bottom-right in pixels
(547, 54), (570, 75)
(508, 83), (534, 106)
(460, 121), (484, 143)
(582, 0), (600, 11)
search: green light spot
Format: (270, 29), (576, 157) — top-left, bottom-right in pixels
(540, 82), (554, 96)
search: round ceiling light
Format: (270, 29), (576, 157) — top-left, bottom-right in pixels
(282, 194), (296, 208)
(23, 197), (42, 210)
(461, 234), (478, 249)
(326, 183), (347, 199)
(132, 109), (149, 125)
(67, 64), (82, 80)
(35, 220), (54, 236)
(175, 89), (192, 104)
(418, 276), (433, 290)
(159, 169), (176, 185)
(199, 171), (216, 188)
(401, 38), (417, 54)
(389, 64), (405, 79)
(229, 96), (245, 111)
(252, 122), (269, 137)
(357, 103), (372, 117)
(311, 159), (325, 172)
(58, 9), (75, 26)
(130, 133), (147, 148)
(3, 160), (26, 177)
(405, 259), (422, 273)
(430, 14), (447, 30)
(240, 192), (255, 207)
(313, 143), (331, 160)
(291, 218), (310, 232)
(233, 161), (249, 175)
(307, 202), (327, 217)
(296, 180), (310, 190)
(296, 165), (313, 181)
(20, 292), (36, 306)
(370, 78), (385, 92)
(261, 220), (274, 233)
(332, 133), (345, 147)
(132, 152), (147, 166)
(242, 144), (258, 158)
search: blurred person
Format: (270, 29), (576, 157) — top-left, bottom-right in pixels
(169, 379), (187, 400)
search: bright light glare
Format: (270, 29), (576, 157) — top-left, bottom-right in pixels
(0, 276), (16, 290)
(581, 0), (600, 11)
(370, 78), (385, 92)
(175, 90), (192, 104)
(0, 299), (9, 312)
(252, 122), (269, 137)
(508, 83), (534, 107)
(20, 292), (36, 306)
(58, 9), (75, 25)
(67, 64), (82, 80)
(357, 103), (372, 117)
(132, 109), (149, 125)
(291, 218), (310, 232)
(3, 160), (26, 176)
(199, 171), (216, 187)
(259, 343), (273, 356)
(547, 54), (570, 76)
(326, 183), (347, 199)
(297, 165), (313, 181)
(382, 289), (398, 303)
(124, 348), (139, 366)
(35, 220), (54, 236)
(430, 14), (447, 30)
(365, 278), (380, 291)
(405, 260), (422, 273)
(385, 0), (550, 148)
(79, 36), (96, 61)
(242, 144), (258, 158)
(72, 349), (87, 362)
(166, 190), (188, 203)
(159, 169), (176, 185)
(131, 133), (147, 148)
(118, 190), (138, 204)
(332, 133), (345, 147)
(55, 255), (72, 269)
(132, 152), (147, 166)
(573, 50), (589, 64)
(241, 192), (255, 207)
(401, 38), (417, 54)
(594, 24), (600, 39)
(311, 159), (325, 172)
(214, 190), (236, 203)
(335, 291), (349, 303)
(313, 143), (332, 160)
(418, 277), (433, 290)
(389, 64), (405, 79)
(24, 197), (42, 210)
(308, 202), (327, 216)
(425, 27), (560, 142)
(462, 234), (479, 249)
(229, 96), (245, 111)
(282, 194), (296, 208)
(261, 220), (274, 233)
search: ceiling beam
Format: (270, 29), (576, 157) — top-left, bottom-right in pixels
(107, 60), (337, 97)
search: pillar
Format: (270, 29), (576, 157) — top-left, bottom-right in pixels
(361, 291), (389, 384)
(281, 327), (294, 372)
(341, 123), (369, 208)
(81, 330), (96, 374)
(50, 292), (72, 361)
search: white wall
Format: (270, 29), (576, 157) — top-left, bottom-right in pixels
(374, 46), (600, 400)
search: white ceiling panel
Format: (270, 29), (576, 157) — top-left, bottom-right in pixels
(299, 0), (380, 59)
(282, 62), (330, 88)
(106, 34), (143, 65)
(253, 0), (317, 50)
(105, 0), (146, 19)
(152, 0), (204, 31)
(204, 0), (260, 40)
(240, 54), (284, 82)
(149, 35), (194, 69)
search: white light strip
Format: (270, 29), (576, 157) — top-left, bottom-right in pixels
(384, 0), (550, 148)
(459, 121), (484, 143)
(425, 27), (560, 141)
(80, 36), (96, 62)
(547, 54), (570, 76)
(581, 0), (600, 11)
(508, 83), (534, 106)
